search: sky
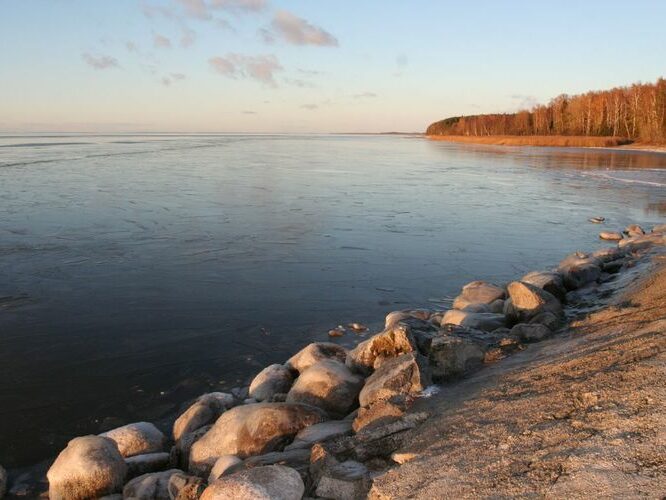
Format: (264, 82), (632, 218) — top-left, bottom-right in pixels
(1, 0), (665, 133)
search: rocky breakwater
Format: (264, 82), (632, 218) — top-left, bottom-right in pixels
(6, 223), (663, 499)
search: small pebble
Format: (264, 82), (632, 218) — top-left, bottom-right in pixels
(348, 322), (368, 332)
(328, 328), (344, 337)
(589, 216), (605, 224)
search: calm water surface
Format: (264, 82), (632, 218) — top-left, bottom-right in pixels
(1, 134), (665, 467)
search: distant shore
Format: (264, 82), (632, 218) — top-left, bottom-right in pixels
(427, 134), (666, 153)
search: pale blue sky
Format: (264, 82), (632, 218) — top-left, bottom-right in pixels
(1, 0), (665, 133)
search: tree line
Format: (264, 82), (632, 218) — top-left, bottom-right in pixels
(426, 78), (666, 143)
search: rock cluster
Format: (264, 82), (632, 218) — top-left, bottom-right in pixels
(40, 222), (665, 499)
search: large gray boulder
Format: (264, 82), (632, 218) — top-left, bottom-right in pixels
(653, 223), (666, 233)
(173, 392), (235, 442)
(558, 253), (601, 290)
(200, 465), (304, 500)
(452, 281), (505, 310)
(511, 323), (551, 342)
(618, 232), (666, 251)
(352, 395), (409, 433)
(520, 270), (566, 302)
(208, 455), (242, 482)
(346, 324), (418, 375)
(427, 334), (486, 380)
(506, 281), (563, 322)
(122, 469), (181, 499)
(285, 342), (348, 373)
(125, 452), (171, 479)
(315, 460), (371, 500)
(189, 403), (327, 475)
(248, 364), (294, 402)
(100, 422), (166, 458)
(358, 352), (431, 408)
(439, 310), (506, 332)
(285, 420), (353, 451)
(168, 472), (206, 500)
(286, 359), (364, 418)
(47, 435), (127, 500)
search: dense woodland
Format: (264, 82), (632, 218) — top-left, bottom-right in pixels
(426, 78), (666, 144)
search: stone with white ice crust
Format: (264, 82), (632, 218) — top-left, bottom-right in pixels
(286, 359), (364, 418)
(47, 435), (127, 500)
(285, 342), (348, 373)
(248, 364), (294, 402)
(358, 352), (431, 407)
(122, 469), (181, 499)
(346, 324), (418, 375)
(439, 309), (507, 332)
(506, 281), (563, 323)
(452, 281), (506, 310)
(188, 402), (327, 475)
(100, 422), (166, 458)
(200, 465), (304, 500)
(173, 392), (235, 442)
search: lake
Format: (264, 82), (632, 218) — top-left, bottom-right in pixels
(1, 134), (665, 467)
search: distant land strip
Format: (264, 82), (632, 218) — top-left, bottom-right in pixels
(427, 77), (666, 147)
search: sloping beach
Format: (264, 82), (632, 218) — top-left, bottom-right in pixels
(371, 249), (666, 498)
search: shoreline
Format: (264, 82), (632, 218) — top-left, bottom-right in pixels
(3, 225), (666, 498)
(427, 134), (666, 154)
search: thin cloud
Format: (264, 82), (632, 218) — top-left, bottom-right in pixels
(175, 0), (210, 19)
(267, 10), (338, 46)
(210, 0), (266, 12)
(209, 53), (283, 86)
(300, 104), (318, 110)
(161, 73), (186, 86)
(296, 68), (324, 76)
(396, 54), (408, 67)
(242, 110), (257, 114)
(126, 41), (138, 52)
(353, 92), (377, 99)
(154, 33), (172, 48)
(180, 26), (196, 47)
(510, 94), (539, 110)
(82, 53), (119, 70)
(284, 78), (315, 88)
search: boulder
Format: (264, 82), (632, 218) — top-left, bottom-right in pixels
(168, 472), (206, 500)
(427, 334), (486, 380)
(529, 310), (563, 331)
(653, 223), (666, 233)
(230, 449), (311, 479)
(171, 425), (210, 470)
(460, 303), (491, 313)
(346, 324), (417, 375)
(285, 342), (348, 373)
(248, 364), (293, 402)
(286, 359), (364, 418)
(452, 281), (505, 310)
(173, 393), (235, 442)
(439, 310), (506, 332)
(315, 460), (371, 500)
(353, 395), (409, 433)
(618, 232), (666, 251)
(125, 452), (171, 479)
(510, 323), (551, 342)
(200, 465), (304, 500)
(122, 469), (181, 499)
(506, 281), (562, 322)
(599, 231), (623, 241)
(520, 270), (567, 302)
(208, 455), (242, 482)
(0, 465), (6, 499)
(489, 299), (505, 313)
(358, 353), (431, 408)
(189, 403), (327, 475)
(100, 422), (166, 458)
(558, 253), (601, 290)
(285, 420), (353, 451)
(47, 435), (127, 500)
(624, 223), (645, 237)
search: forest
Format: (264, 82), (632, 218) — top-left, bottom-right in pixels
(426, 78), (666, 144)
